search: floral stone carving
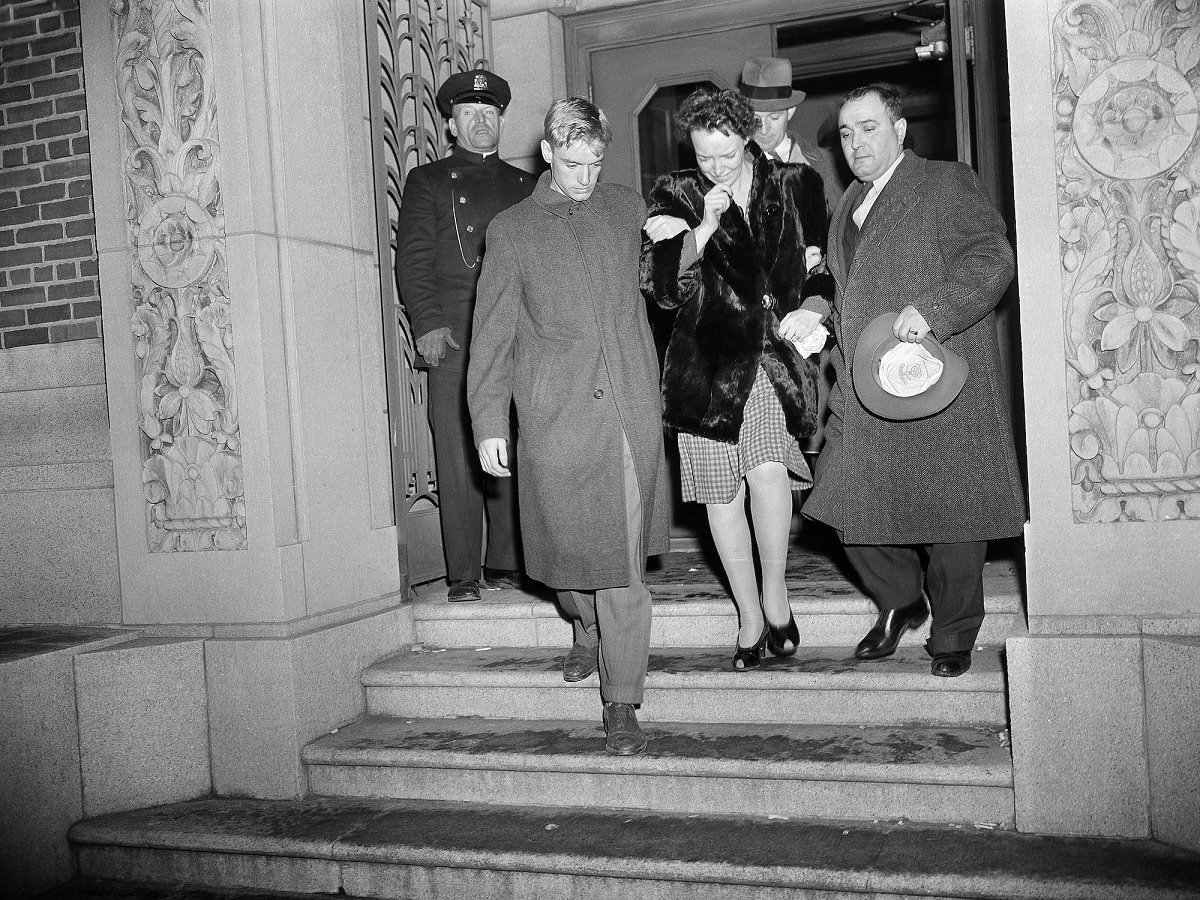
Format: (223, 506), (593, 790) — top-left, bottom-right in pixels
(115, 0), (245, 550)
(1054, 0), (1200, 522)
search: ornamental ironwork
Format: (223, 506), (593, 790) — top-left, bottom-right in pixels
(368, 0), (491, 578)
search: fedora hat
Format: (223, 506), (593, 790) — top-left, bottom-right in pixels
(739, 57), (806, 111)
(852, 313), (968, 421)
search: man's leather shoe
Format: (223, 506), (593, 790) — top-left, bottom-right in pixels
(855, 600), (929, 660)
(931, 650), (972, 677)
(603, 702), (647, 756)
(483, 568), (522, 591)
(563, 637), (599, 682)
(446, 579), (481, 602)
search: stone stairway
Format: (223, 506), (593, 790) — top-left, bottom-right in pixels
(65, 537), (1200, 898)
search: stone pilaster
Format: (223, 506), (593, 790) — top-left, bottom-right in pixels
(81, 0), (406, 796)
(1007, 0), (1200, 849)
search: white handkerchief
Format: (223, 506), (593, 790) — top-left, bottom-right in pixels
(877, 342), (943, 397)
(789, 323), (829, 359)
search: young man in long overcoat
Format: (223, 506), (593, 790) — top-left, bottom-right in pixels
(780, 84), (1027, 677)
(468, 98), (669, 755)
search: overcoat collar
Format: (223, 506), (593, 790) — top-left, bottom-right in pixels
(531, 170), (598, 219)
(831, 149), (924, 285)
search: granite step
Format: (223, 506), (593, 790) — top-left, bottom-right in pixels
(68, 797), (1200, 900)
(363, 645), (1008, 727)
(411, 556), (1024, 650)
(303, 714), (1014, 826)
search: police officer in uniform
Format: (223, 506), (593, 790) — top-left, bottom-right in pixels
(396, 68), (533, 602)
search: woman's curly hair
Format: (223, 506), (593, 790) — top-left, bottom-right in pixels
(674, 88), (757, 141)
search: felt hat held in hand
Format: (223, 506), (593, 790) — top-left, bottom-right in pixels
(852, 313), (967, 420)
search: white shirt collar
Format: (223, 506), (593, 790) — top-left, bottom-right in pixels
(865, 152), (905, 194)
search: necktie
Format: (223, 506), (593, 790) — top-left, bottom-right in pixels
(852, 182), (876, 228)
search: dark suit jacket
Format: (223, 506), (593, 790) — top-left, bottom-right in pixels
(783, 129), (846, 215)
(395, 145), (533, 371)
(801, 150), (1027, 545)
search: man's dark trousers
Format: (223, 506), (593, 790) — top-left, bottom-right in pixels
(427, 363), (519, 582)
(843, 541), (987, 654)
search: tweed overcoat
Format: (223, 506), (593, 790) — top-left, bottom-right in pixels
(468, 173), (670, 590)
(639, 145), (831, 445)
(801, 151), (1026, 545)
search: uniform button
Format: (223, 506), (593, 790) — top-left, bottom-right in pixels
(593, 389), (604, 399)
(459, 196), (466, 204)
(451, 172), (459, 179)
(466, 225), (474, 232)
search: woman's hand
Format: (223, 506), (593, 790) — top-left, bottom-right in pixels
(643, 215), (690, 244)
(804, 245), (824, 274)
(701, 183), (733, 230)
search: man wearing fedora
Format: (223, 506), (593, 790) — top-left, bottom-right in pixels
(396, 67), (533, 602)
(779, 83), (1026, 677)
(739, 56), (845, 213)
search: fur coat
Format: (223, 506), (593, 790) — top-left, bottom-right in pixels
(639, 145), (832, 444)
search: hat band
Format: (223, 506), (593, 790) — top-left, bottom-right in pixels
(741, 83), (794, 100)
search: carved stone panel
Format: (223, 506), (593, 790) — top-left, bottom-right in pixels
(113, 0), (245, 550)
(1053, 0), (1200, 522)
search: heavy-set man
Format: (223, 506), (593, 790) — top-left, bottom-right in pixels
(780, 83), (1026, 677)
(395, 67), (532, 602)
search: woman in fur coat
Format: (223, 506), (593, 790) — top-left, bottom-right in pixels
(641, 88), (831, 670)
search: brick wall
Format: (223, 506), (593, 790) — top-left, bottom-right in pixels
(0, 0), (100, 350)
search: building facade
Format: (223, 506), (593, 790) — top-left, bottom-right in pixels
(1, 0), (1198, 894)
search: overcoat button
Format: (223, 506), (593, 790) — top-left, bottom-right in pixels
(459, 197), (466, 203)
(451, 172), (458, 179)
(593, 389), (604, 399)
(466, 225), (474, 232)
(762, 293), (776, 309)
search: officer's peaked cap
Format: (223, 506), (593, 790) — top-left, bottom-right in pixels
(436, 68), (511, 117)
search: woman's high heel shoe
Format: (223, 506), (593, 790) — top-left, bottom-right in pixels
(732, 625), (768, 671)
(766, 612), (800, 657)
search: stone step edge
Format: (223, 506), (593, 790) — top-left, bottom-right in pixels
(362, 668), (1006, 693)
(69, 799), (1198, 900)
(303, 733), (1011, 788)
(412, 593), (1023, 620)
(361, 649), (1006, 694)
(72, 840), (1116, 900)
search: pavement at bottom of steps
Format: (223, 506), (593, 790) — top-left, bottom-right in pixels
(58, 797), (1200, 900)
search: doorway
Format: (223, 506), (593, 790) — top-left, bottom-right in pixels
(566, 0), (1017, 544)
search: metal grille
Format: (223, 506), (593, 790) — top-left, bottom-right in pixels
(366, 0), (492, 580)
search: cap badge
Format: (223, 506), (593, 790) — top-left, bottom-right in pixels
(474, 73), (487, 90)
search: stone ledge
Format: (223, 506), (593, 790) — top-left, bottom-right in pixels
(68, 797), (1200, 900)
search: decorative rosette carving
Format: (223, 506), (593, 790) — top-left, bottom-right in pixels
(114, 0), (245, 550)
(1054, 0), (1200, 521)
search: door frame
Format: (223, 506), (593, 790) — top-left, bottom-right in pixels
(564, 0), (906, 98)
